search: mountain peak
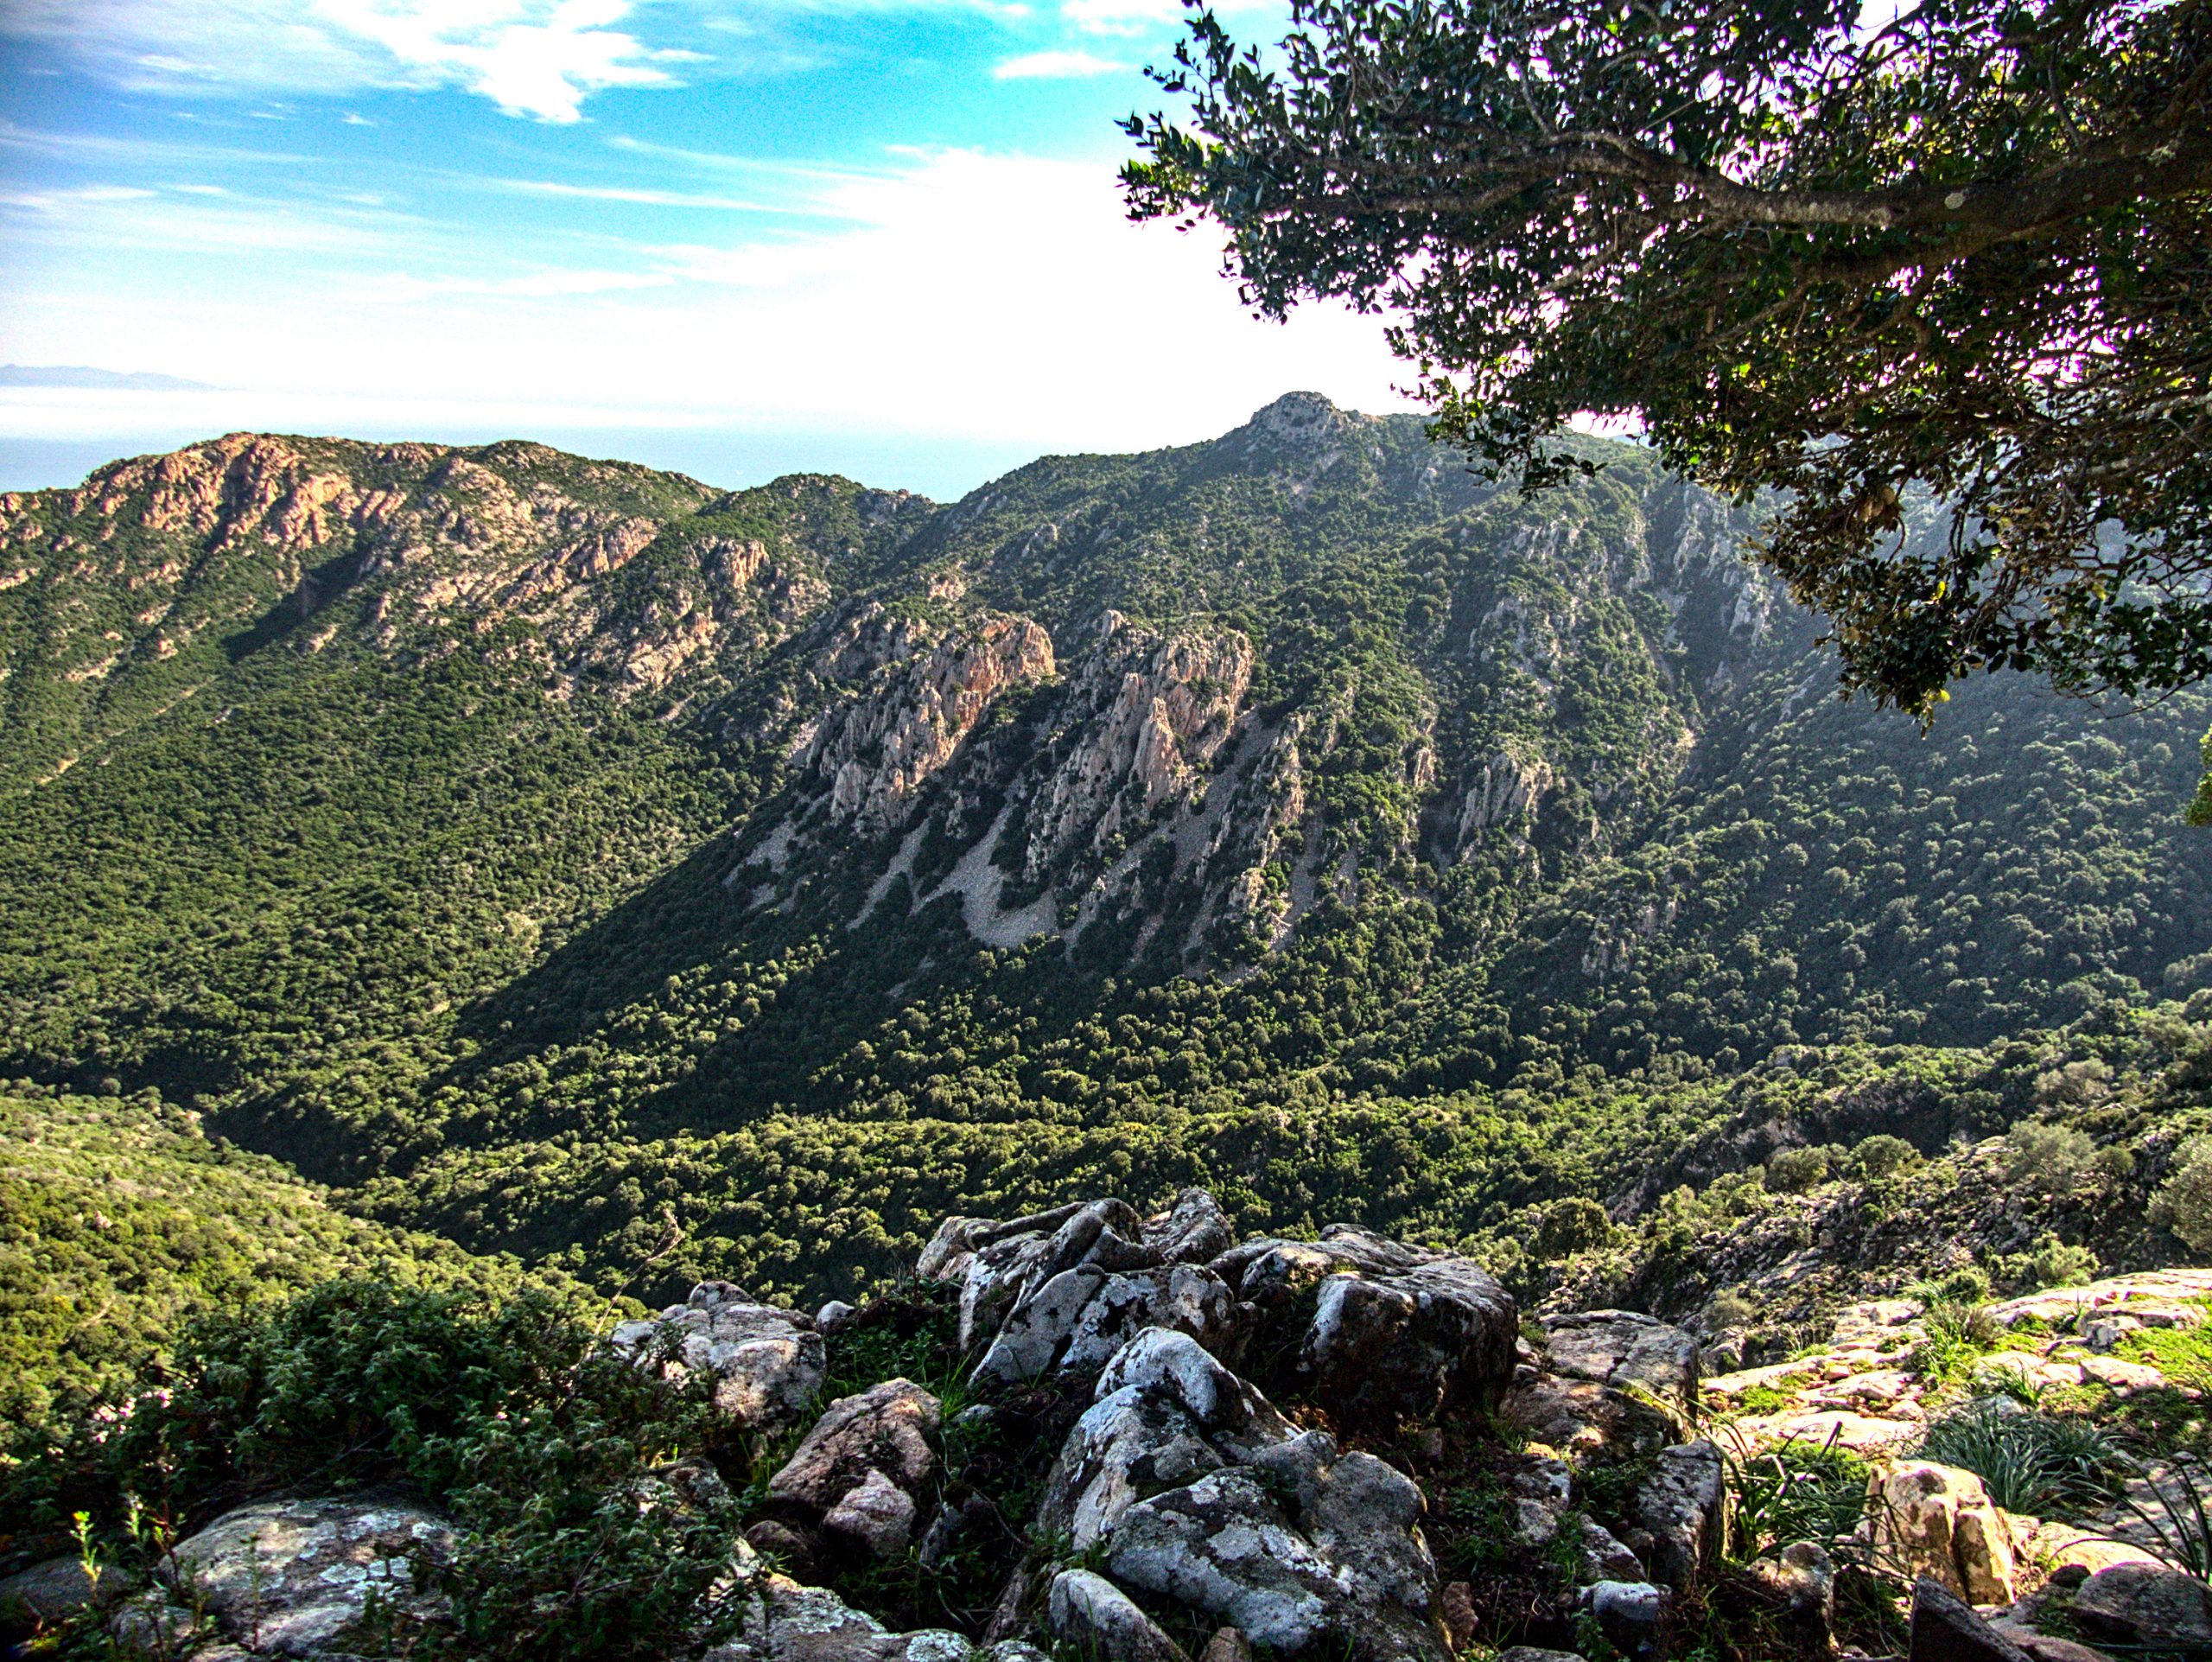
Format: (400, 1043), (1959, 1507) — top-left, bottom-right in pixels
(1223, 391), (1364, 459)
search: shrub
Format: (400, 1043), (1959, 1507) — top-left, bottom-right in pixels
(1851, 1134), (1923, 1181)
(2023, 1234), (2100, 1292)
(2154, 1138), (2212, 1256)
(1707, 1289), (1760, 1331)
(2, 1281), (743, 1662)
(1916, 1398), (2123, 1516)
(2005, 1123), (2094, 1189)
(1536, 1196), (1616, 1258)
(2032, 1060), (2112, 1108)
(1764, 1146), (1831, 1194)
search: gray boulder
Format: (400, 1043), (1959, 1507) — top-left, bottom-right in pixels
(0, 1556), (135, 1628)
(1210, 1226), (1517, 1430)
(704, 1570), (987, 1662)
(1048, 1570), (1190, 1662)
(1630, 1439), (1726, 1590)
(612, 1280), (826, 1433)
(156, 1495), (455, 1656)
(2070, 1562), (2212, 1650)
(1039, 1327), (1450, 1662)
(1503, 1312), (1701, 1457)
(1908, 1578), (2033, 1662)
(771, 1379), (941, 1527)
(1582, 1581), (1665, 1661)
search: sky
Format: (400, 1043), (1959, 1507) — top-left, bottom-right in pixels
(0, 0), (1418, 499)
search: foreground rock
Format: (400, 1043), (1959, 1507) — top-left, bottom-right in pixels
(2069, 1562), (2212, 1650)
(1505, 1311), (1700, 1457)
(1866, 1462), (2018, 1606)
(613, 1279), (827, 1432)
(1046, 1328), (1451, 1662)
(1211, 1227), (1518, 1429)
(127, 1495), (455, 1656)
(771, 1379), (943, 1557)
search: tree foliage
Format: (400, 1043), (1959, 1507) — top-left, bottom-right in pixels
(1124, 0), (2212, 725)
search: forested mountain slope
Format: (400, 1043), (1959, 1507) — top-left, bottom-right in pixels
(1, 396), (2206, 1303)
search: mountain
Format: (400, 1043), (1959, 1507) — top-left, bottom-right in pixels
(0, 400), (2206, 1309)
(0, 364), (219, 392)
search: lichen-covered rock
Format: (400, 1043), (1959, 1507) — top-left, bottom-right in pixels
(159, 1495), (455, 1656)
(2069, 1562), (2212, 1650)
(1048, 1570), (1190, 1662)
(1581, 1581), (1665, 1660)
(943, 1195), (1245, 1382)
(1502, 1312), (1701, 1458)
(771, 1379), (941, 1519)
(0, 1556), (136, 1628)
(612, 1280), (826, 1433)
(1038, 1328), (1448, 1662)
(705, 1570), (991, 1662)
(1746, 1542), (1835, 1655)
(1630, 1440), (1726, 1590)
(1866, 1462), (2018, 1606)
(823, 1468), (920, 1559)
(1211, 1226), (1516, 1430)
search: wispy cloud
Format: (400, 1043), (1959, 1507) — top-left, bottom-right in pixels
(497, 179), (801, 213)
(0, 0), (689, 121)
(994, 49), (1128, 79)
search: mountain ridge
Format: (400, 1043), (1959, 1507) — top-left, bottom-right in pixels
(0, 398), (2205, 1308)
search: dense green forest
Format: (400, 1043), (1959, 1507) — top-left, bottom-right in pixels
(0, 400), (2207, 1366)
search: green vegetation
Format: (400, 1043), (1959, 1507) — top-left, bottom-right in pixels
(1914, 1398), (2124, 1517)
(1127, 1), (2212, 762)
(0, 416), (2209, 1434)
(0, 1089), (568, 1436)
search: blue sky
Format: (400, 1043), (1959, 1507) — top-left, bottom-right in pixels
(0, 0), (1413, 497)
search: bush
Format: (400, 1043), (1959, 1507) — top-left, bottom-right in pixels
(2, 1281), (743, 1662)
(1536, 1196), (1616, 1258)
(1851, 1134), (1923, 1181)
(1916, 1398), (2124, 1516)
(1764, 1146), (1831, 1194)
(2023, 1233), (2100, 1292)
(2005, 1122), (2094, 1189)
(2154, 1137), (2212, 1256)
(1727, 1437), (1871, 1560)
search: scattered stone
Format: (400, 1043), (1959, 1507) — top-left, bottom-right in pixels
(613, 1282), (826, 1432)
(1908, 1578), (2032, 1662)
(1577, 1519), (1648, 1584)
(2069, 1562), (2212, 1650)
(1198, 1626), (1254, 1662)
(1866, 1461), (2018, 1605)
(1048, 1570), (1189, 1662)
(771, 1379), (941, 1518)
(1541, 1312), (1702, 1416)
(1582, 1580), (1665, 1660)
(745, 1519), (824, 1579)
(159, 1495), (455, 1656)
(1747, 1542), (1834, 1653)
(1495, 1651), (1591, 1662)
(1440, 1582), (1478, 1651)
(817, 1300), (858, 1336)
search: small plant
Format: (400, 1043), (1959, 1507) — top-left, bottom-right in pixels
(1914, 1398), (2123, 1516)
(1725, 1432), (1870, 1560)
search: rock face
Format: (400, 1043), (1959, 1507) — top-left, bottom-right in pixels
(160, 1495), (456, 1656)
(1866, 1462), (2018, 1606)
(1908, 1578), (2034, 1662)
(805, 615), (1057, 835)
(613, 1279), (827, 1432)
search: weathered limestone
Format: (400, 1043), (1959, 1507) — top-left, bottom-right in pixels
(612, 1280), (826, 1433)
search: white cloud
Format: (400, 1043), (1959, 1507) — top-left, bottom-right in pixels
(0, 0), (684, 121)
(0, 148), (1416, 458)
(993, 49), (1128, 79)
